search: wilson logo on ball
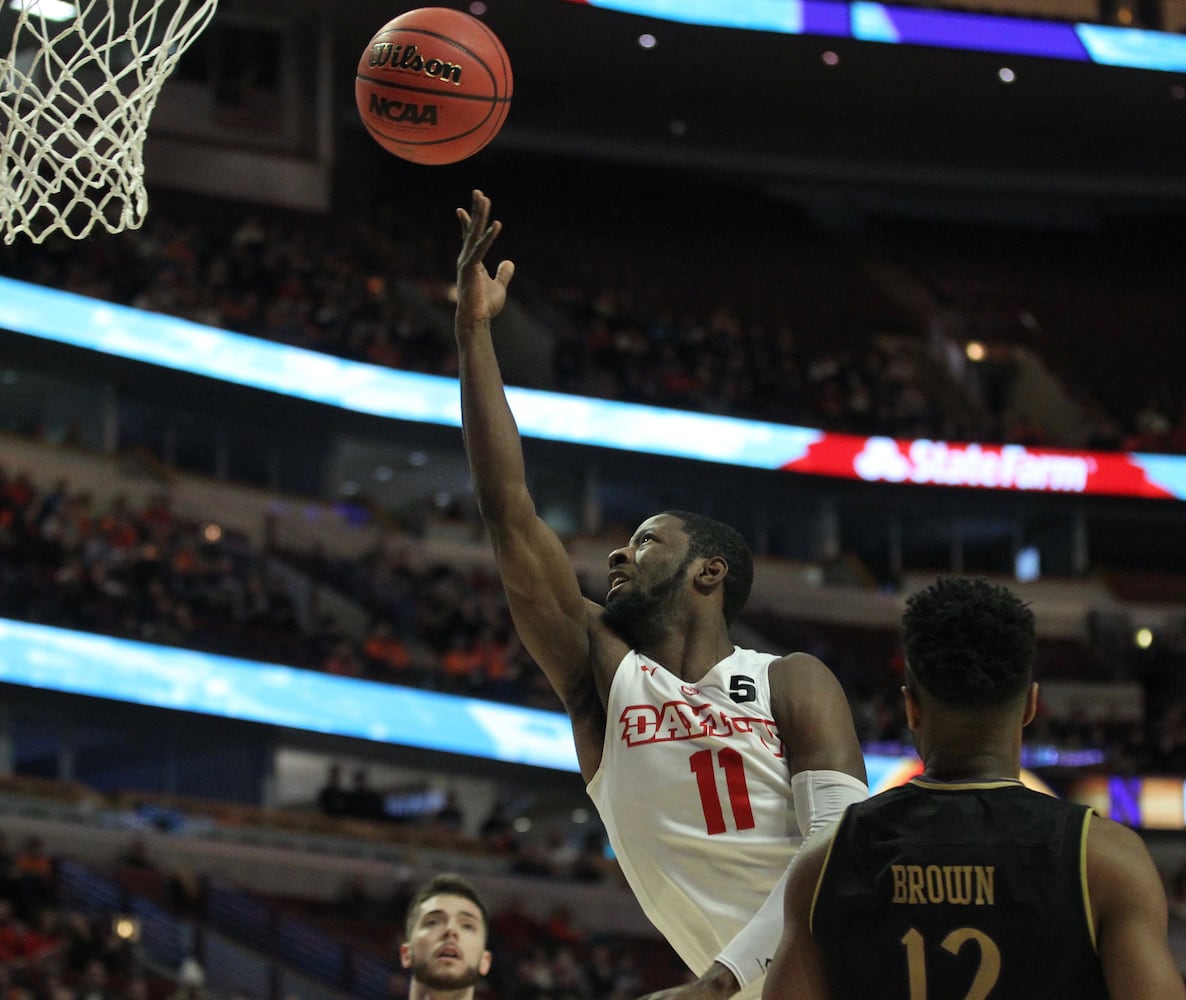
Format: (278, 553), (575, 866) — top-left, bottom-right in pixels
(366, 43), (463, 85)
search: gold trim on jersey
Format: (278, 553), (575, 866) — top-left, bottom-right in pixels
(908, 776), (1025, 791)
(808, 822), (844, 935)
(1080, 809), (1097, 953)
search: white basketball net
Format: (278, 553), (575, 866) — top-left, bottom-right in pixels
(1, 0), (219, 244)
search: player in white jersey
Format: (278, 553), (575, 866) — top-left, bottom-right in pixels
(453, 190), (869, 1000)
(591, 647), (805, 984)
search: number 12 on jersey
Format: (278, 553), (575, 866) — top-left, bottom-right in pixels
(690, 748), (755, 835)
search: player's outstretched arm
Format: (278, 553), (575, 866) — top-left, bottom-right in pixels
(454, 191), (596, 710)
(1088, 815), (1186, 999)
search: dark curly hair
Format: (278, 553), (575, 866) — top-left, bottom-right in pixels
(901, 576), (1035, 709)
(663, 510), (753, 626)
(404, 872), (488, 938)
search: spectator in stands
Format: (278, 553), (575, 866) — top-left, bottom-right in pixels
(469, 627), (512, 697)
(375, 877), (415, 925)
(317, 763), (350, 817)
(114, 839), (155, 873)
(508, 945), (553, 1000)
(1167, 862), (1186, 924)
(384, 970), (412, 1000)
(584, 942), (618, 1000)
(603, 948), (644, 1000)
(165, 958), (205, 1000)
(506, 835), (558, 880)
(399, 874), (492, 1000)
(440, 634), (483, 693)
(0, 965), (33, 1000)
(362, 621), (412, 681)
(0, 899), (49, 968)
(477, 801), (514, 854)
(543, 907), (583, 947)
(0, 833), (17, 904)
(431, 791), (465, 835)
(322, 640), (364, 678)
(569, 830), (611, 885)
(549, 945), (591, 1000)
(13, 839), (54, 922)
(73, 960), (115, 1000)
(344, 768), (381, 821)
(333, 873), (376, 920)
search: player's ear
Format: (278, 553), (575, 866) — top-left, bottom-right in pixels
(902, 684), (922, 731)
(1021, 682), (1039, 727)
(694, 555), (728, 593)
(479, 950), (492, 976)
(399, 941), (413, 970)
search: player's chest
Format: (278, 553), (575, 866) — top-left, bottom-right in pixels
(613, 664), (783, 758)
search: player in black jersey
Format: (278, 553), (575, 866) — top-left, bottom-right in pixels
(763, 576), (1186, 1000)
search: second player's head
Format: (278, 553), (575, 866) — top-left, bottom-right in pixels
(901, 575), (1035, 711)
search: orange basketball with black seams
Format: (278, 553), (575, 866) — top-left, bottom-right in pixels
(355, 7), (513, 165)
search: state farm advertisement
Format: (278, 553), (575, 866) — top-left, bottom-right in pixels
(782, 435), (1186, 500)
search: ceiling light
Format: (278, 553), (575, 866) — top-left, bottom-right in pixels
(8, 0), (77, 21)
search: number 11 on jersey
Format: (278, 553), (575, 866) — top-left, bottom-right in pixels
(690, 748), (755, 835)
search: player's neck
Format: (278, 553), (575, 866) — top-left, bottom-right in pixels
(921, 747), (1020, 783)
(408, 984), (475, 1000)
(639, 628), (735, 682)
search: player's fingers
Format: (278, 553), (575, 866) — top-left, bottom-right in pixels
(472, 220), (502, 256)
(471, 189), (489, 226)
(495, 260), (515, 288)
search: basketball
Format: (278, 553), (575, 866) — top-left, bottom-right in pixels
(354, 7), (513, 166)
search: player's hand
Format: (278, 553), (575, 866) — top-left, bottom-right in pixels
(456, 189), (515, 329)
(633, 964), (739, 1000)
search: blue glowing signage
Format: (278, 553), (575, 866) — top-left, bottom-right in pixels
(0, 616), (581, 771)
(566, 0), (1186, 72)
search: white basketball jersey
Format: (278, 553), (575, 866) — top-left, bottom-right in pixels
(587, 647), (800, 984)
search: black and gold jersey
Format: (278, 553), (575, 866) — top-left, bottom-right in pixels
(811, 777), (1109, 1000)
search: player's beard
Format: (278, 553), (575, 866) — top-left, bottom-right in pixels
(602, 555), (693, 647)
(410, 957), (483, 993)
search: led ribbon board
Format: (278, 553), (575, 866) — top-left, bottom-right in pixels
(0, 616), (581, 771)
(564, 0), (1186, 73)
(0, 616), (1089, 781)
(2, 276), (1185, 499)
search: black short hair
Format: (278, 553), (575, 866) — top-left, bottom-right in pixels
(662, 510), (753, 626)
(901, 576), (1035, 709)
(404, 873), (489, 939)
